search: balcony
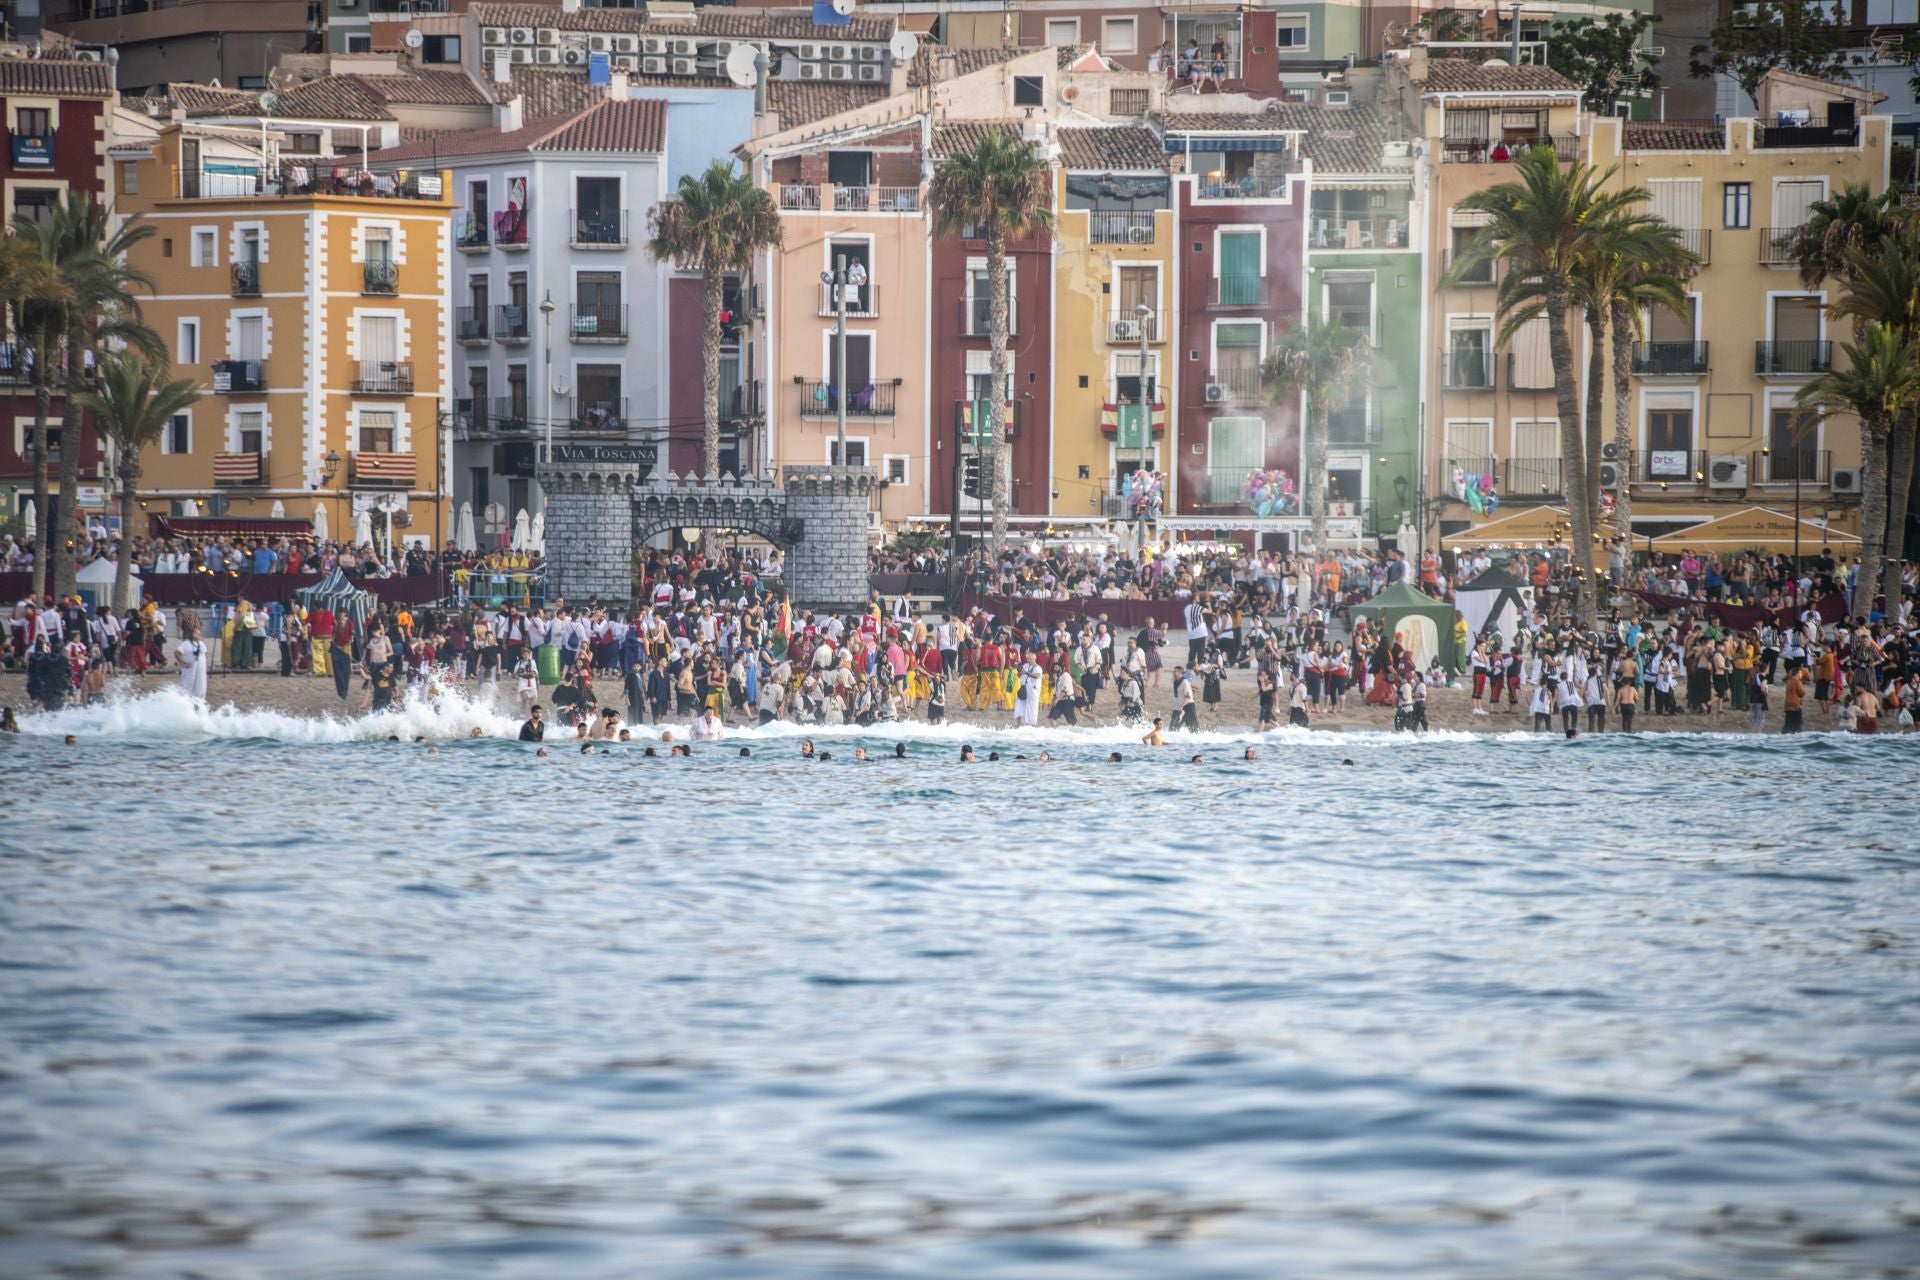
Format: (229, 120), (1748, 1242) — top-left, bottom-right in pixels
(1440, 247), (1498, 287)
(1756, 121), (1860, 149)
(455, 210), (489, 252)
(496, 209), (529, 250)
(1441, 349), (1495, 391)
(1200, 367), (1264, 405)
(1445, 455), (1499, 496)
(0, 351), (32, 386)
(1672, 227), (1711, 265)
(1760, 227), (1801, 265)
(230, 260), (260, 297)
(1197, 168), (1298, 201)
(1088, 211), (1158, 245)
(352, 361), (413, 395)
(211, 360), (264, 393)
(1506, 351), (1555, 391)
(495, 305), (531, 344)
(799, 379), (898, 419)
(1505, 456), (1563, 496)
(571, 303), (629, 342)
(723, 380), (763, 423)
(571, 208), (628, 248)
(779, 184), (821, 211)
(213, 451), (264, 486)
(490, 398), (531, 433)
(834, 186), (923, 213)
(1755, 341), (1832, 376)
(1210, 275), (1266, 308)
(1638, 449), (1707, 485)
(1440, 135), (1579, 164)
(953, 398), (1024, 443)
(350, 451), (417, 487)
(572, 399), (628, 433)
(1753, 447), (1831, 486)
(363, 261), (397, 295)
(176, 162), (446, 202)
(1632, 341), (1710, 376)
(1107, 310), (1167, 344)
(818, 281), (880, 319)
(958, 296), (1020, 337)
(1310, 217), (1410, 250)
(456, 306), (490, 344)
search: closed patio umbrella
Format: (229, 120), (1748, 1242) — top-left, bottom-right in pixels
(456, 501), (477, 553)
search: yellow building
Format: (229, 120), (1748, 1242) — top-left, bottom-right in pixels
(116, 125), (454, 545)
(1050, 130), (1176, 519)
(1589, 70), (1891, 542)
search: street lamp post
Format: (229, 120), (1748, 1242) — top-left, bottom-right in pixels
(538, 291), (556, 465)
(822, 255), (850, 467)
(1135, 302), (1151, 546)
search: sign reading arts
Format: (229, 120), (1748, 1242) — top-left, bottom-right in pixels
(11, 134), (53, 168)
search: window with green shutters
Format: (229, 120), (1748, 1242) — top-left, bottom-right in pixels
(1217, 231), (1261, 306)
(1208, 416), (1264, 502)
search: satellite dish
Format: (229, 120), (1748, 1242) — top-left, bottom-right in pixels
(484, 502), (505, 530)
(404, 29), (425, 50)
(888, 31), (919, 65)
(832, 0), (856, 15)
(259, 91), (279, 113)
(726, 44), (759, 88)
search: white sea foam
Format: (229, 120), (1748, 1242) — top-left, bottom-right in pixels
(19, 681), (522, 744)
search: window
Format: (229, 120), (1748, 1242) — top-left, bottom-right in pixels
(1214, 322), (1262, 395)
(165, 414), (191, 455)
(1723, 182), (1751, 229)
(827, 151), (872, 189)
(345, 33), (372, 53)
(965, 348), (1014, 404)
(1101, 16), (1137, 54)
(884, 455), (909, 485)
(1276, 15), (1309, 48)
(1115, 350), (1161, 405)
(575, 271), (622, 335)
(120, 162), (138, 196)
(827, 332), (875, 391)
(15, 107), (50, 137)
(1110, 88), (1149, 116)
(577, 364), (623, 425)
(1115, 263), (1159, 331)
(192, 229), (217, 267)
(507, 365), (528, 417)
(1510, 316), (1554, 388)
(364, 225), (393, 266)
(1445, 419), (1493, 467)
(1044, 18), (1079, 45)
(234, 410), (265, 455)
(1208, 417), (1264, 501)
(1646, 407), (1694, 476)
(1768, 403), (1820, 480)
(358, 314), (398, 368)
(1867, 0), (1918, 22)
(1449, 224), (1495, 285)
(831, 239), (873, 312)
(11, 187), (55, 228)
(1649, 296), (1698, 346)
(1328, 390), (1369, 443)
(1509, 420), (1561, 493)
(1772, 179), (1824, 229)
(574, 176), (622, 241)
(423, 34), (461, 63)
(238, 227), (261, 266)
(1324, 276), (1374, 341)
(829, 439), (868, 466)
(178, 318), (200, 365)
(1013, 76), (1045, 107)
(357, 410), (395, 453)
(1446, 322), (1493, 387)
(234, 315), (265, 362)
(1217, 230), (1261, 303)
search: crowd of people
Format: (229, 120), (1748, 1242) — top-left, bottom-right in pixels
(2, 527), (544, 588)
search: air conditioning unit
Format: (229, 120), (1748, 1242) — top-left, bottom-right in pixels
(1600, 440), (1622, 463)
(830, 43), (853, 61)
(706, 40), (733, 59)
(827, 63), (851, 81)
(1597, 461), (1622, 490)
(535, 28), (558, 46)
(613, 35), (638, 53)
(614, 54), (639, 71)
(1113, 318), (1142, 340)
(482, 27), (505, 45)
(798, 42), (819, 59)
(858, 45), (883, 62)
(866, 510), (884, 532)
(1204, 383), (1228, 403)
(588, 35), (610, 53)
(1708, 454), (1748, 489)
(857, 64), (882, 82)
(671, 57), (697, 76)
(672, 38), (698, 56)
(642, 36), (667, 55)
(1127, 224), (1151, 244)
(510, 27), (533, 44)
(1101, 494), (1126, 518)
(798, 62), (822, 80)
(1832, 467), (1863, 494)
(535, 47), (560, 65)
(563, 49), (586, 66)
(510, 47), (533, 64)
(641, 56), (667, 74)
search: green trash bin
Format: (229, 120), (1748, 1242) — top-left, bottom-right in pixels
(535, 643), (562, 685)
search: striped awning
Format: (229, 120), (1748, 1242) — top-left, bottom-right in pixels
(351, 452), (417, 484)
(1164, 135), (1294, 152)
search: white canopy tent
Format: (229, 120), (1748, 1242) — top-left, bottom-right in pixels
(1456, 564), (1536, 646)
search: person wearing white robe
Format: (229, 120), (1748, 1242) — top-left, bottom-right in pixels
(175, 634), (209, 700)
(1013, 660), (1042, 727)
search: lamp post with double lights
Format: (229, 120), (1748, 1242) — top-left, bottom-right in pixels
(538, 291), (557, 466)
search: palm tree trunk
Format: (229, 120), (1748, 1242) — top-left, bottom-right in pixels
(1882, 407), (1915, 610)
(1856, 420), (1890, 621)
(28, 328), (54, 601)
(1306, 388), (1328, 555)
(1582, 310), (1606, 536)
(1608, 300), (1635, 549)
(1545, 276), (1596, 627)
(986, 228), (1011, 555)
(701, 269), (723, 478)
(51, 323), (86, 602)
(114, 458), (139, 613)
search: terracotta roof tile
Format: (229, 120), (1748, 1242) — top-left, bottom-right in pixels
(766, 79), (888, 129)
(908, 44), (1033, 87)
(468, 3), (894, 41)
(352, 70), (492, 108)
(930, 121), (1022, 158)
(493, 65), (731, 114)
(0, 58), (114, 99)
(1056, 125), (1165, 171)
(1418, 58), (1578, 95)
(532, 98), (665, 152)
(267, 77), (396, 122)
(1623, 121), (1727, 151)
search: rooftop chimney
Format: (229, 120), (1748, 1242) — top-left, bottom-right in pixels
(497, 94), (523, 132)
(608, 71), (629, 102)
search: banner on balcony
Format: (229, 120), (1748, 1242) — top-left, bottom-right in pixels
(1100, 402), (1166, 447)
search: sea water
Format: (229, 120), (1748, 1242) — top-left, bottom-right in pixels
(2, 689), (1918, 1278)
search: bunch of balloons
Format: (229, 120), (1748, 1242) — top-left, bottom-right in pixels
(1452, 466), (1500, 515)
(1242, 468), (1298, 518)
(1123, 469), (1164, 520)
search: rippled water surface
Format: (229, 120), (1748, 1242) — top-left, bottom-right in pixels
(3, 699), (1919, 1278)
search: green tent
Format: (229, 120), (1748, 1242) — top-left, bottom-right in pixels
(1348, 581), (1460, 674)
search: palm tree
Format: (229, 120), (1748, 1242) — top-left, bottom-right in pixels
(1597, 225), (1697, 546)
(1796, 323), (1920, 621)
(1792, 183), (1897, 290)
(13, 193), (162, 601)
(927, 129), (1054, 554)
(0, 235), (65, 576)
(647, 159), (782, 479)
(1446, 148), (1649, 627)
(1261, 318), (1372, 555)
(71, 350), (202, 611)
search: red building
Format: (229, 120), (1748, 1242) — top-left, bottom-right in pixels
(927, 222), (1054, 540)
(1170, 154), (1308, 528)
(2, 54), (114, 529)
